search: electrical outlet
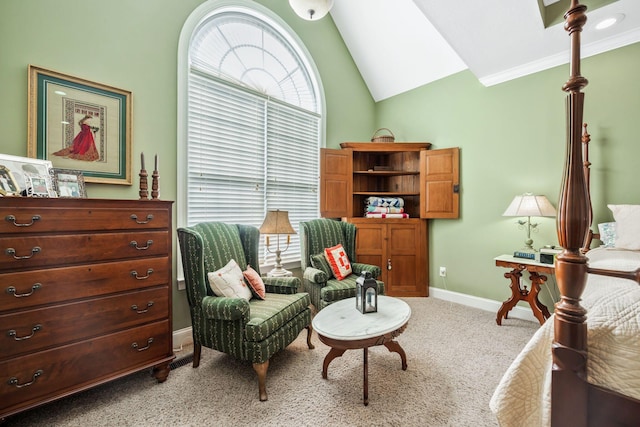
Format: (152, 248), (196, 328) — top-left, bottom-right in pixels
(439, 266), (447, 277)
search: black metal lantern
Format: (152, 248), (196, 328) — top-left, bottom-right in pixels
(355, 271), (377, 314)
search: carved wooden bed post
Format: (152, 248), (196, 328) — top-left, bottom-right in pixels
(552, 1), (591, 426)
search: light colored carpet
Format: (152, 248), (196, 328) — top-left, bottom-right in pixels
(4, 297), (539, 427)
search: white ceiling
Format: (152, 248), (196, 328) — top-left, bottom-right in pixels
(329, 0), (640, 101)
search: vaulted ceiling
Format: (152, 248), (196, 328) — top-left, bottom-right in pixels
(329, 0), (640, 101)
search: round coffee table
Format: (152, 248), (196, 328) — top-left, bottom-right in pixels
(312, 295), (411, 405)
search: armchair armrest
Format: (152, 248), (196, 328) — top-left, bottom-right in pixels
(201, 295), (250, 321)
(352, 262), (382, 279)
(263, 276), (301, 294)
(303, 267), (328, 285)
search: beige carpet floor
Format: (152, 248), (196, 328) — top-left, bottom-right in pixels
(3, 297), (539, 427)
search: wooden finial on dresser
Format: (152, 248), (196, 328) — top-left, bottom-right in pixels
(151, 154), (159, 200)
(139, 152), (149, 200)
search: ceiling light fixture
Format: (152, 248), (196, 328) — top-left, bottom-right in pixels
(289, 0), (334, 21)
(595, 13), (625, 30)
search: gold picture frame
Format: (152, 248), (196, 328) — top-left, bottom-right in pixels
(27, 65), (132, 185)
(0, 165), (20, 196)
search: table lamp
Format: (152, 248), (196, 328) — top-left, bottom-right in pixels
(503, 193), (556, 251)
(259, 209), (296, 277)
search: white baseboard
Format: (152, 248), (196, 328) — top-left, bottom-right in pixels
(429, 287), (538, 323)
(172, 326), (193, 350)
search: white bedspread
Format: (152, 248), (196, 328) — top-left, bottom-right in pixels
(489, 248), (640, 427)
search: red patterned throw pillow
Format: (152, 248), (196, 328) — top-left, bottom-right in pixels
(324, 244), (352, 280)
(243, 264), (266, 300)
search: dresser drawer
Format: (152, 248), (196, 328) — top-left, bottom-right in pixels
(0, 287), (169, 359)
(0, 231), (169, 271)
(0, 257), (169, 311)
(0, 320), (171, 413)
(0, 205), (170, 234)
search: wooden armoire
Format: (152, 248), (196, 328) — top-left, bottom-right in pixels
(320, 142), (459, 297)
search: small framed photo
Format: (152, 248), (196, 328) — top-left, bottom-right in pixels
(0, 165), (20, 196)
(0, 154), (57, 197)
(50, 168), (87, 198)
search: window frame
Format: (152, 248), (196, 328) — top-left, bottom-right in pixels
(177, 0), (326, 273)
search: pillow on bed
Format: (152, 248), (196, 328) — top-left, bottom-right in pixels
(597, 222), (617, 248)
(608, 204), (640, 250)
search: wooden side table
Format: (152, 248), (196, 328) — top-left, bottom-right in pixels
(495, 255), (554, 325)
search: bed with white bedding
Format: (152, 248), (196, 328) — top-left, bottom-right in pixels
(490, 247), (640, 426)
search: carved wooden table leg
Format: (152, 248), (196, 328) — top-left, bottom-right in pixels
(527, 272), (552, 324)
(322, 347), (346, 379)
(363, 347), (369, 406)
(383, 340), (408, 370)
(496, 268), (523, 325)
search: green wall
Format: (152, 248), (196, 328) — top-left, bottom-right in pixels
(376, 42), (640, 308)
(0, 0), (375, 330)
(1, 0), (639, 328)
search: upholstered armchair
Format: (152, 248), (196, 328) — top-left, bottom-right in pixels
(299, 218), (384, 311)
(177, 222), (313, 401)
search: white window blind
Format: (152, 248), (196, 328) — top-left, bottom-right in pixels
(187, 11), (322, 268)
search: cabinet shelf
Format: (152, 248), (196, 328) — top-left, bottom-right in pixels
(354, 191), (420, 196)
(354, 170), (419, 176)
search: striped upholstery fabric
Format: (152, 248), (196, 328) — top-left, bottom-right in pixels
(299, 219), (384, 311)
(177, 222), (312, 365)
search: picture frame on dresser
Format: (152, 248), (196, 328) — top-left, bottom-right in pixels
(0, 165), (20, 196)
(50, 168), (87, 198)
(27, 65), (132, 186)
(0, 153), (56, 197)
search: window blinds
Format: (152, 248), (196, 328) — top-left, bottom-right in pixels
(187, 69), (320, 267)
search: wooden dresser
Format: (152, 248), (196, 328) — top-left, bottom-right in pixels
(0, 198), (174, 419)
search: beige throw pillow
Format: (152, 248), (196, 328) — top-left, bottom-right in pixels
(207, 259), (253, 300)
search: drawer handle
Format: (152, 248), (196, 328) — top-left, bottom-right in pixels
(8, 370), (43, 388)
(7, 283), (42, 297)
(8, 324), (42, 341)
(130, 214), (154, 224)
(131, 301), (154, 314)
(5, 214), (41, 227)
(131, 268), (154, 280)
(131, 337), (154, 352)
(6, 247), (41, 260)
(130, 240), (153, 250)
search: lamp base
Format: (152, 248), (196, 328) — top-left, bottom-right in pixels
(266, 267), (293, 278)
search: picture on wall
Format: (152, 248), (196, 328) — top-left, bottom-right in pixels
(27, 65), (132, 185)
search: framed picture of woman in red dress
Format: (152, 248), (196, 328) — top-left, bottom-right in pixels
(27, 65), (132, 185)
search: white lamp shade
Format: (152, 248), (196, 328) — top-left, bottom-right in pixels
(503, 194), (556, 217)
(289, 0), (334, 20)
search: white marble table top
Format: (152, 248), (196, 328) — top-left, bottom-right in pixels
(312, 296), (411, 341)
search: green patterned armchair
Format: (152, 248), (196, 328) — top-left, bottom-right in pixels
(177, 222), (313, 401)
(299, 218), (384, 311)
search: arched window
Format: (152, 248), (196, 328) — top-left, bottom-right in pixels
(178, 1), (324, 269)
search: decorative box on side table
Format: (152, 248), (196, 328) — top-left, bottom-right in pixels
(494, 254), (554, 326)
